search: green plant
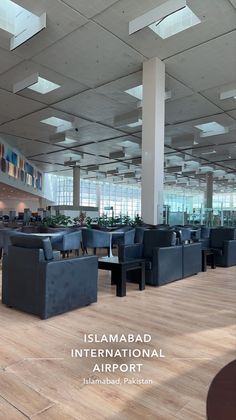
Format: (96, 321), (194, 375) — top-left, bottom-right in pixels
(122, 215), (133, 226)
(132, 214), (143, 227)
(41, 214), (73, 227)
(86, 216), (92, 228)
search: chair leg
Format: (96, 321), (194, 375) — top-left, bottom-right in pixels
(62, 251), (66, 258)
(66, 251), (69, 258)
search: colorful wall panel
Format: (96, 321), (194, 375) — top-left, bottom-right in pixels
(0, 143), (42, 191)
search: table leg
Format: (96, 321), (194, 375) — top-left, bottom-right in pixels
(139, 262), (145, 290)
(202, 251), (207, 272)
(111, 269), (118, 285)
(116, 266), (126, 297)
(211, 253), (216, 269)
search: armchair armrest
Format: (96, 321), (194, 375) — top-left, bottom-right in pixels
(223, 239), (236, 266)
(63, 231), (82, 249)
(42, 256), (98, 318)
(118, 243), (143, 261)
(150, 245), (183, 285)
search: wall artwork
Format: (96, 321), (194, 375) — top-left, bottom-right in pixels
(0, 143), (42, 191)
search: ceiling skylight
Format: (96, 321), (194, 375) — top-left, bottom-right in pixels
(148, 5), (201, 39)
(127, 119), (143, 128)
(56, 137), (77, 145)
(125, 85), (171, 101)
(125, 85), (143, 100)
(28, 77), (60, 94)
(194, 122), (228, 137)
(220, 88), (236, 100)
(0, 0), (46, 50)
(40, 117), (72, 129)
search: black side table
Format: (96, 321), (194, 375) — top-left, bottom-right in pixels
(98, 257), (145, 297)
(202, 249), (216, 272)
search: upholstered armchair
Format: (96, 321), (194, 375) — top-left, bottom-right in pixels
(119, 230), (183, 286)
(182, 242), (202, 278)
(82, 228), (111, 256)
(52, 230), (82, 257)
(2, 235), (98, 319)
(209, 228), (236, 267)
(112, 228), (136, 247)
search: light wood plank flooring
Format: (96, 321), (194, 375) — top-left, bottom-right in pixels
(0, 260), (235, 420)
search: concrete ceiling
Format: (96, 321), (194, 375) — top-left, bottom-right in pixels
(0, 0), (235, 192)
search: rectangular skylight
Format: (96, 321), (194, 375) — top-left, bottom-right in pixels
(56, 137), (77, 145)
(125, 85), (171, 101)
(201, 150), (216, 155)
(28, 77), (60, 94)
(194, 122), (228, 137)
(127, 119), (143, 128)
(41, 117), (72, 129)
(149, 5), (201, 39)
(125, 85), (143, 100)
(220, 88), (236, 100)
(0, 0), (46, 50)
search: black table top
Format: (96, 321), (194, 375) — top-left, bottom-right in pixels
(98, 256), (145, 266)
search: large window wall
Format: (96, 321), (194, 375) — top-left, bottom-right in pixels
(54, 176), (141, 217)
(53, 175), (235, 219)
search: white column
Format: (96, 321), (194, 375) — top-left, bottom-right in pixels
(142, 57), (165, 225)
(73, 166), (80, 207)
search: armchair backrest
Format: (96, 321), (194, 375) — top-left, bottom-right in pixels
(143, 230), (177, 257)
(174, 227), (191, 243)
(10, 234), (54, 261)
(134, 227), (149, 243)
(82, 229), (110, 248)
(210, 228), (236, 249)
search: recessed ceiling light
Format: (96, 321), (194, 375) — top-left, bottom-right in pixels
(194, 122), (228, 137)
(40, 117), (72, 129)
(28, 77), (60, 94)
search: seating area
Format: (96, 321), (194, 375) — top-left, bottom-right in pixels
(1, 225), (235, 319)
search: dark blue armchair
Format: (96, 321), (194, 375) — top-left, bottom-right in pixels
(112, 228), (135, 247)
(52, 230), (82, 257)
(82, 228), (111, 256)
(2, 235), (98, 319)
(119, 230), (183, 286)
(209, 228), (236, 267)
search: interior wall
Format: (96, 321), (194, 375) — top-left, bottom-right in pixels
(0, 198), (40, 214)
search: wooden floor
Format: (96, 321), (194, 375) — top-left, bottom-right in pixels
(0, 259), (235, 420)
